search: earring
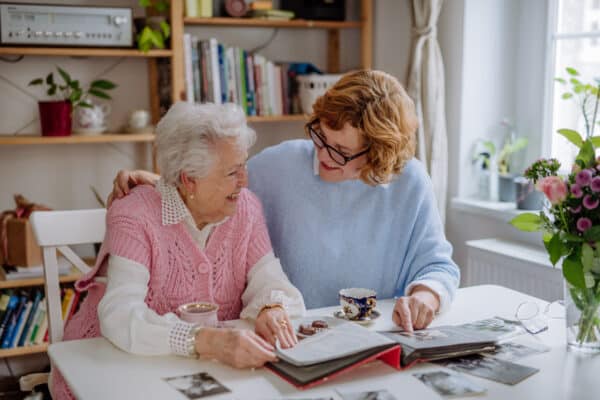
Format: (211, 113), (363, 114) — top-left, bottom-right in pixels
(189, 194), (195, 200)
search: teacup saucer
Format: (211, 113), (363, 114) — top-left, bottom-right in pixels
(333, 309), (381, 325)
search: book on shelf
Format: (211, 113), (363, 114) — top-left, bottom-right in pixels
(1, 257), (72, 280)
(182, 36), (300, 118)
(267, 316), (520, 389)
(250, 9), (294, 20)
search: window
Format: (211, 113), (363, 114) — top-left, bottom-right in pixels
(546, 0), (600, 170)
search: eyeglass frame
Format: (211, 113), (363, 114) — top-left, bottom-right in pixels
(306, 121), (370, 166)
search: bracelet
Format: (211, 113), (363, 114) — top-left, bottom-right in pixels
(186, 324), (204, 358)
(259, 303), (285, 316)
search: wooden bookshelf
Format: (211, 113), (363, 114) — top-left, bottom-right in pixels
(247, 114), (308, 123)
(0, 343), (48, 358)
(0, 133), (155, 146)
(184, 17), (362, 29)
(0, 47), (172, 58)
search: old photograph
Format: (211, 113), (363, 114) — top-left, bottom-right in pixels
(163, 372), (230, 399)
(414, 370), (487, 398)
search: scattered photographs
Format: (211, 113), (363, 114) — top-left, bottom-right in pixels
(337, 389), (397, 400)
(487, 340), (550, 361)
(413, 370), (487, 398)
(396, 329), (449, 341)
(163, 372), (230, 399)
(440, 354), (539, 385)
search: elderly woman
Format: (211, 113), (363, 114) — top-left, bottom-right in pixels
(52, 102), (305, 399)
(110, 70), (459, 333)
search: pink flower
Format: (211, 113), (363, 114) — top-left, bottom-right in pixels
(576, 169), (593, 186)
(570, 205), (582, 214)
(536, 176), (568, 205)
(577, 217), (593, 232)
(583, 195), (599, 210)
(571, 183), (584, 198)
(592, 177), (600, 192)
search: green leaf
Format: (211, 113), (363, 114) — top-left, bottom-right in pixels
(47, 86), (56, 96)
(582, 243), (594, 271)
(88, 89), (111, 100)
(557, 129), (583, 148)
(566, 67), (579, 76)
(510, 213), (542, 232)
(28, 78), (43, 86)
(592, 257), (600, 274)
(482, 141), (496, 156)
(45, 73), (54, 86)
(138, 0), (151, 7)
(78, 101), (92, 108)
(576, 139), (595, 167)
(160, 20), (170, 38)
(584, 226), (600, 241)
(149, 30), (165, 49)
(563, 253), (587, 289)
(574, 85), (583, 94)
(90, 80), (117, 90)
(547, 233), (567, 265)
(555, 77), (566, 84)
(563, 232), (584, 242)
(591, 137), (600, 148)
(56, 67), (71, 85)
(562, 93), (573, 99)
(68, 80), (80, 90)
(571, 78), (582, 85)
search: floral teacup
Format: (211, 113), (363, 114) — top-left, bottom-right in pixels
(339, 288), (377, 320)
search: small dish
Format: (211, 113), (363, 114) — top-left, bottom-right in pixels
(333, 309), (381, 325)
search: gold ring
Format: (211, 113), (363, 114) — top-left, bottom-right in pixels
(278, 320), (288, 327)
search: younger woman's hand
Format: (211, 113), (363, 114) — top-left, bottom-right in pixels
(107, 169), (160, 207)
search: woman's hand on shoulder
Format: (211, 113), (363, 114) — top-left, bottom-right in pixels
(255, 306), (298, 349)
(107, 169), (160, 207)
(195, 327), (277, 369)
(392, 286), (440, 332)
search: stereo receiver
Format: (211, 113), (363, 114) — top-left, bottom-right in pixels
(0, 3), (133, 47)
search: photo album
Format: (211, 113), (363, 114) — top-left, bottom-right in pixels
(266, 316), (521, 389)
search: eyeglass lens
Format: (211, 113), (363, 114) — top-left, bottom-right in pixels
(309, 127), (347, 165)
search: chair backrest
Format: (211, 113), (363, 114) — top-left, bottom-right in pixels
(30, 209), (106, 343)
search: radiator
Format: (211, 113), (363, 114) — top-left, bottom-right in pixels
(465, 238), (563, 302)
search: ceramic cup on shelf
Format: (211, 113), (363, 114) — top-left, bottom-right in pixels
(177, 302), (219, 327)
(339, 288), (377, 320)
(73, 103), (110, 135)
(127, 109), (152, 133)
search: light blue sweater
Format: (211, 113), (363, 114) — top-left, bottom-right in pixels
(248, 140), (460, 309)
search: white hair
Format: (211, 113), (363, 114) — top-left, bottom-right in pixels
(155, 102), (256, 185)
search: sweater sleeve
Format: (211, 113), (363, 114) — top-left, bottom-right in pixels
(98, 255), (196, 357)
(239, 252), (306, 320)
(401, 171), (460, 314)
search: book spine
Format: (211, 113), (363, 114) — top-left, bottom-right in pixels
(24, 298), (43, 346)
(0, 295), (19, 343)
(245, 52), (256, 116)
(1, 294), (27, 348)
(218, 43), (227, 104)
(209, 38), (222, 104)
(183, 33), (195, 103)
(191, 36), (201, 104)
(10, 300), (32, 348)
(18, 290), (42, 347)
(33, 302), (47, 345)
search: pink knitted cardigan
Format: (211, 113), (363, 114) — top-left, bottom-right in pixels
(51, 185), (272, 400)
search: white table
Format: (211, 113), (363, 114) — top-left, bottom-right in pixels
(49, 285), (599, 399)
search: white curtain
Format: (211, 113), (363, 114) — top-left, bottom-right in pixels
(407, 0), (448, 225)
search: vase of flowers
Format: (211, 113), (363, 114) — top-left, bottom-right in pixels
(511, 68), (600, 352)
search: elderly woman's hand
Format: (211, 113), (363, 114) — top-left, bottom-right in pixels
(255, 306), (298, 349)
(107, 169), (160, 207)
(195, 328), (277, 369)
(392, 286), (440, 332)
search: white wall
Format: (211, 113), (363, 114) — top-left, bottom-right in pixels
(444, 0), (550, 276)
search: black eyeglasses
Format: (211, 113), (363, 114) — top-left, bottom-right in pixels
(307, 123), (370, 166)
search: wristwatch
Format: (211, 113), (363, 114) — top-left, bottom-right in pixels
(186, 324), (204, 358)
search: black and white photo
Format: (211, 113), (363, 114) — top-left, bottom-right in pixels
(163, 372), (230, 399)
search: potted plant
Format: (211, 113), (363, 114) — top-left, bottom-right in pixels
(136, 0), (171, 53)
(472, 121), (528, 202)
(511, 67), (600, 352)
(28, 67), (117, 136)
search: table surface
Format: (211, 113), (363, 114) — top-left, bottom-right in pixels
(49, 285), (600, 400)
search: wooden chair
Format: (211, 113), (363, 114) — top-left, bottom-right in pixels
(20, 209), (106, 392)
